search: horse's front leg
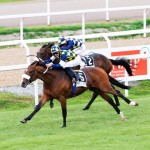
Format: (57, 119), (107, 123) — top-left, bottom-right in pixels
(83, 92), (98, 110)
(50, 99), (54, 108)
(59, 96), (67, 128)
(113, 95), (120, 106)
(20, 94), (50, 123)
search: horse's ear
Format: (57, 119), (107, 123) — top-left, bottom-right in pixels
(48, 42), (54, 47)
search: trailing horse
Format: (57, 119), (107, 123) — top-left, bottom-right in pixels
(21, 61), (138, 127)
(37, 43), (133, 76)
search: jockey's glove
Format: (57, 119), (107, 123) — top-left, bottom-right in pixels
(46, 63), (53, 68)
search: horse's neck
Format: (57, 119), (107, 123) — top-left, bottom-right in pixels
(36, 66), (64, 83)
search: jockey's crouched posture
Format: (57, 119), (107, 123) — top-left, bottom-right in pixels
(58, 36), (86, 55)
(43, 45), (83, 83)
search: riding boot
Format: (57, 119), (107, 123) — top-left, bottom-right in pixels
(64, 68), (78, 82)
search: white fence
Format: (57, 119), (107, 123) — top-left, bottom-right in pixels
(46, 0), (110, 24)
(0, 5), (150, 105)
(0, 5), (150, 41)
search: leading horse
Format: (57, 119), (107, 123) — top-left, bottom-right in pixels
(21, 61), (135, 127)
(36, 43), (134, 109)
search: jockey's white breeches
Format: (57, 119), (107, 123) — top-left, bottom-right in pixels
(60, 55), (83, 68)
(73, 44), (86, 55)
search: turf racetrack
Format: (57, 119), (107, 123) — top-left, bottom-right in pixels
(0, 95), (149, 150)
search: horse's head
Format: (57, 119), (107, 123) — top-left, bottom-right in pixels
(21, 61), (39, 88)
(37, 42), (54, 60)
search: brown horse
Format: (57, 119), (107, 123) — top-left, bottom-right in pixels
(37, 43), (133, 76)
(20, 61), (134, 127)
(36, 43), (134, 109)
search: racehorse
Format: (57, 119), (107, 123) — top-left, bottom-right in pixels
(36, 43), (134, 109)
(20, 61), (135, 127)
(37, 43), (133, 76)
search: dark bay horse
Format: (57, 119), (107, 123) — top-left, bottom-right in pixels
(21, 61), (134, 127)
(37, 43), (133, 76)
(36, 43), (135, 109)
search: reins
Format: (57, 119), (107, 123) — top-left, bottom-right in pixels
(43, 67), (49, 74)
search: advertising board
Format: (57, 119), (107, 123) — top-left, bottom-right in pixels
(110, 45), (150, 78)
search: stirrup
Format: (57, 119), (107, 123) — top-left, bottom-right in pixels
(75, 74), (79, 81)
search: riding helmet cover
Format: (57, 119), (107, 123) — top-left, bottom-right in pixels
(58, 36), (67, 46)
(51, 45), (60, 54)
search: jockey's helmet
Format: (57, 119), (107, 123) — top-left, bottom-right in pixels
(51, 45), (60, 54)
(58, 36), (67, 46)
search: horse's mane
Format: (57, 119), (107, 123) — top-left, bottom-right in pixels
(41, 42), (54, 49)
(29, 61), (46, 69)
(30, 61), (37, 66)
(41, 44), (48, 48)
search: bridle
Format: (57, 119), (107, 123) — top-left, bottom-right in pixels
(22, 61), (49, 84)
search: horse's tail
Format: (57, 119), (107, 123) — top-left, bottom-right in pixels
(109, 57), (133, 76)
(108, 75), (131, 90)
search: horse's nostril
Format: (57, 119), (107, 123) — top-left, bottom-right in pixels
(21, 82), (25, 85)
(21, 82), (26, 88)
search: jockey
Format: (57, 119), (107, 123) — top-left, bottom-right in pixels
(58, 36), (86, 55)
(44, 45), (83, 82)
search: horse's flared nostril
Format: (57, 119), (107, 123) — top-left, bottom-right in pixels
(21, 82), (26, 88)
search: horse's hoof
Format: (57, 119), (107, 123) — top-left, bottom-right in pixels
(122, 117), (127, 121)
(83, 107), (89, 110)
(129, 101), (139, 106)
(20, 119), (27, 124)
(61, 125), (67, 128)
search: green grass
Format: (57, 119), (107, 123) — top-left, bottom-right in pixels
(0, 92), (33, 111)
(0, 96), (150, 150)
(0, 19), (150, 42)
(0, 80), (150, 149)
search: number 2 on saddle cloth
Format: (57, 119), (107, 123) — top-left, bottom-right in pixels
(81, 56), (94, 67)
(71, 56), (94, 95)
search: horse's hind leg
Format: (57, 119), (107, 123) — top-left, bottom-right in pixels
(83, 89), (120, 111)
(111, 85), (120, 106)
(99, 93), (126, 121)
(83, 92), (98, 110)
(116, 90), (139, 106)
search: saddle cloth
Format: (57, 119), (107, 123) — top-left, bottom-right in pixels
(81, 55), (94, 67)
(74, 70), (87, 87)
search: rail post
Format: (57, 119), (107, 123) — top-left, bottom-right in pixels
(105, 0), (109, 21)
(47, 0), (51, 25)
(143, 8), (147, 37)
(82, 13), (86, 43)
(20, 17), (24, 41)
